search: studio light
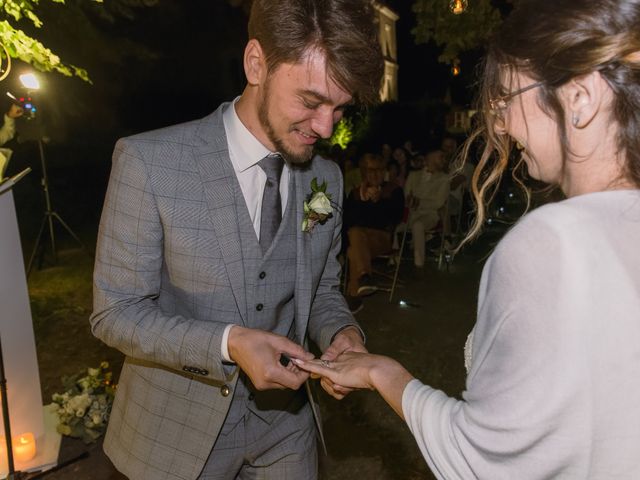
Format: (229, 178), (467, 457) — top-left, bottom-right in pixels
(19, 73), (40, 91)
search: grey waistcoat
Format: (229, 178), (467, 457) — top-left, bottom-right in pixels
(224, 173), (303, 427)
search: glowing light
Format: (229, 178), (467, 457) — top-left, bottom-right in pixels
(452, 58), (461, 77)
(19, 73), (40, 90)
(449, 0), (468, 14)
(0, 432), (37, 463)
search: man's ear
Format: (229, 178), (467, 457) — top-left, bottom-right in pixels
(244, 39), (266, 86)
(563, 70), (609, 129)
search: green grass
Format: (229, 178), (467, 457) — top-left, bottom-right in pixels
(28, 248), (124, 402)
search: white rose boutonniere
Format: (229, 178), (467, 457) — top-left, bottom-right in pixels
(302, 177), (334, 233)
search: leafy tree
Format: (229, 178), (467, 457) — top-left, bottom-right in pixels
(0, 0), (162, 84)
(0, 0), (103, 82)
(411, 0), (504, 64)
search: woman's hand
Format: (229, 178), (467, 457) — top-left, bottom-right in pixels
(294, 352), (414, 419)
(299, 351), (378, 390)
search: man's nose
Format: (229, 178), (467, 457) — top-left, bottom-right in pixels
(311, 108), (336, 139)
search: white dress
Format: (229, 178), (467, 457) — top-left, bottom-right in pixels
(402, 190), (640, 479)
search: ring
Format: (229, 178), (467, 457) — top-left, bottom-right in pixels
(320, 359), (332, 368)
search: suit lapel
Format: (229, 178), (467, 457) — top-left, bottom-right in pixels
(194, 107), (248, 324)
(293, 168), (313, 344)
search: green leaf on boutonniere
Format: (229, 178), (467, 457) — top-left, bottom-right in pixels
(311, 177), (319, 192)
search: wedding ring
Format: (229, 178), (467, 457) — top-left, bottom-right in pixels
(320, 359), (332, 369)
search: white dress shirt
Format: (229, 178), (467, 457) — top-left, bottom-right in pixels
(220, 98), (290, 362)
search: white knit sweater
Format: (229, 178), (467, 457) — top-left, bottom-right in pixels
(403, 190), (640, 479)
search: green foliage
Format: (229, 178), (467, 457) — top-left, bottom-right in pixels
(330, 117), (354, 150)
(412, 0), (502, 64)
(0, 0), (103, 82)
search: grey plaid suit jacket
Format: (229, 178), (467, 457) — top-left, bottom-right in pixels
(90, 104), (360, 480)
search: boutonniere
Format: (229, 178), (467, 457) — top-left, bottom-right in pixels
(301, 177), (333, 233)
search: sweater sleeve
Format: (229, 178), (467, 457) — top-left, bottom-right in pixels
(401, 212), (593, 479)
(0, 115), (16, 146)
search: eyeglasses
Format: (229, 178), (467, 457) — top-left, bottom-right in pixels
(489, 81), (544, 120)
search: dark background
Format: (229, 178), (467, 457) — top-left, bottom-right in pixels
(4, 0), (483, 248)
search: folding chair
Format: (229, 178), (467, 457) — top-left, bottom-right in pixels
(389, 210), (410, 303)
(342, 224), (404, 299)
(389, 202), (452, 302)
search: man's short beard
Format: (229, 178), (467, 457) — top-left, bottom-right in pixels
(258, 79), (314, 165)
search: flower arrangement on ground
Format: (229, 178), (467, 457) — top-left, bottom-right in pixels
(51, 361), (116, 443)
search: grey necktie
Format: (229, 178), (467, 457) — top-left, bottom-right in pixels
(258, 154), (284, 253)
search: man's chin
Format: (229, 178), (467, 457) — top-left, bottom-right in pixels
(281, 145), (315, 166)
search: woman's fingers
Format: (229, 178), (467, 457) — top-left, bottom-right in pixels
(293, 358), (335, 377)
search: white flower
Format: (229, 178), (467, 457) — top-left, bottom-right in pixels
(308, 192), (332, 215)
(67, 393), (92, 417)
(301, 177), (334, 233)
(91, 413), (103, 426)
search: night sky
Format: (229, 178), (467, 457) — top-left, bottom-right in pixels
(385, 0), (476, 104)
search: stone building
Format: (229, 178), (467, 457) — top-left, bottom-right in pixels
(375, 2), (400, 102)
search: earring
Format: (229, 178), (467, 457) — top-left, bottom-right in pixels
(572, 114), (580, 127)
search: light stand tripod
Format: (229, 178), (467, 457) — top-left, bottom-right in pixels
(26, 139), (85, 276)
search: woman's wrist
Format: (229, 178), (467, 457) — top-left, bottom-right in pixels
(369, 355), (415, 420)
(369, 355), (413, 392)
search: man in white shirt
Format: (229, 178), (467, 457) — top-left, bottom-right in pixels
(404, 149), (450, 268)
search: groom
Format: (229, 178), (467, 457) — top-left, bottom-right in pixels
(90, 0), (384, 479)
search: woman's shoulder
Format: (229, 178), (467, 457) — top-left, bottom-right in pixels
(494, 190), (640, 260)
(513, 190), (638, 232)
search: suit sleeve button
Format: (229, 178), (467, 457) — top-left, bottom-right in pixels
(221, 385), (231, 397)
(256, 303), (263, 311)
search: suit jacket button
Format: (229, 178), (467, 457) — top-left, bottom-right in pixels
(259, 271), (266, 279)
(221, 385), (231, 397)
(256, 303), (263, 311)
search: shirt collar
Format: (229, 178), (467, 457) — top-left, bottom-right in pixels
(223, 97), (272, 173)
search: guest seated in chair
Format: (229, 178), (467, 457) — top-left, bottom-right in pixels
(404, 148), (450, 269)
(344, 153), (404, 313)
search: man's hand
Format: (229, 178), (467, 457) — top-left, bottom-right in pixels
(227, 326), (314, 391)
(319, 326), (366, 400)
(7, 104), (23, 119)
